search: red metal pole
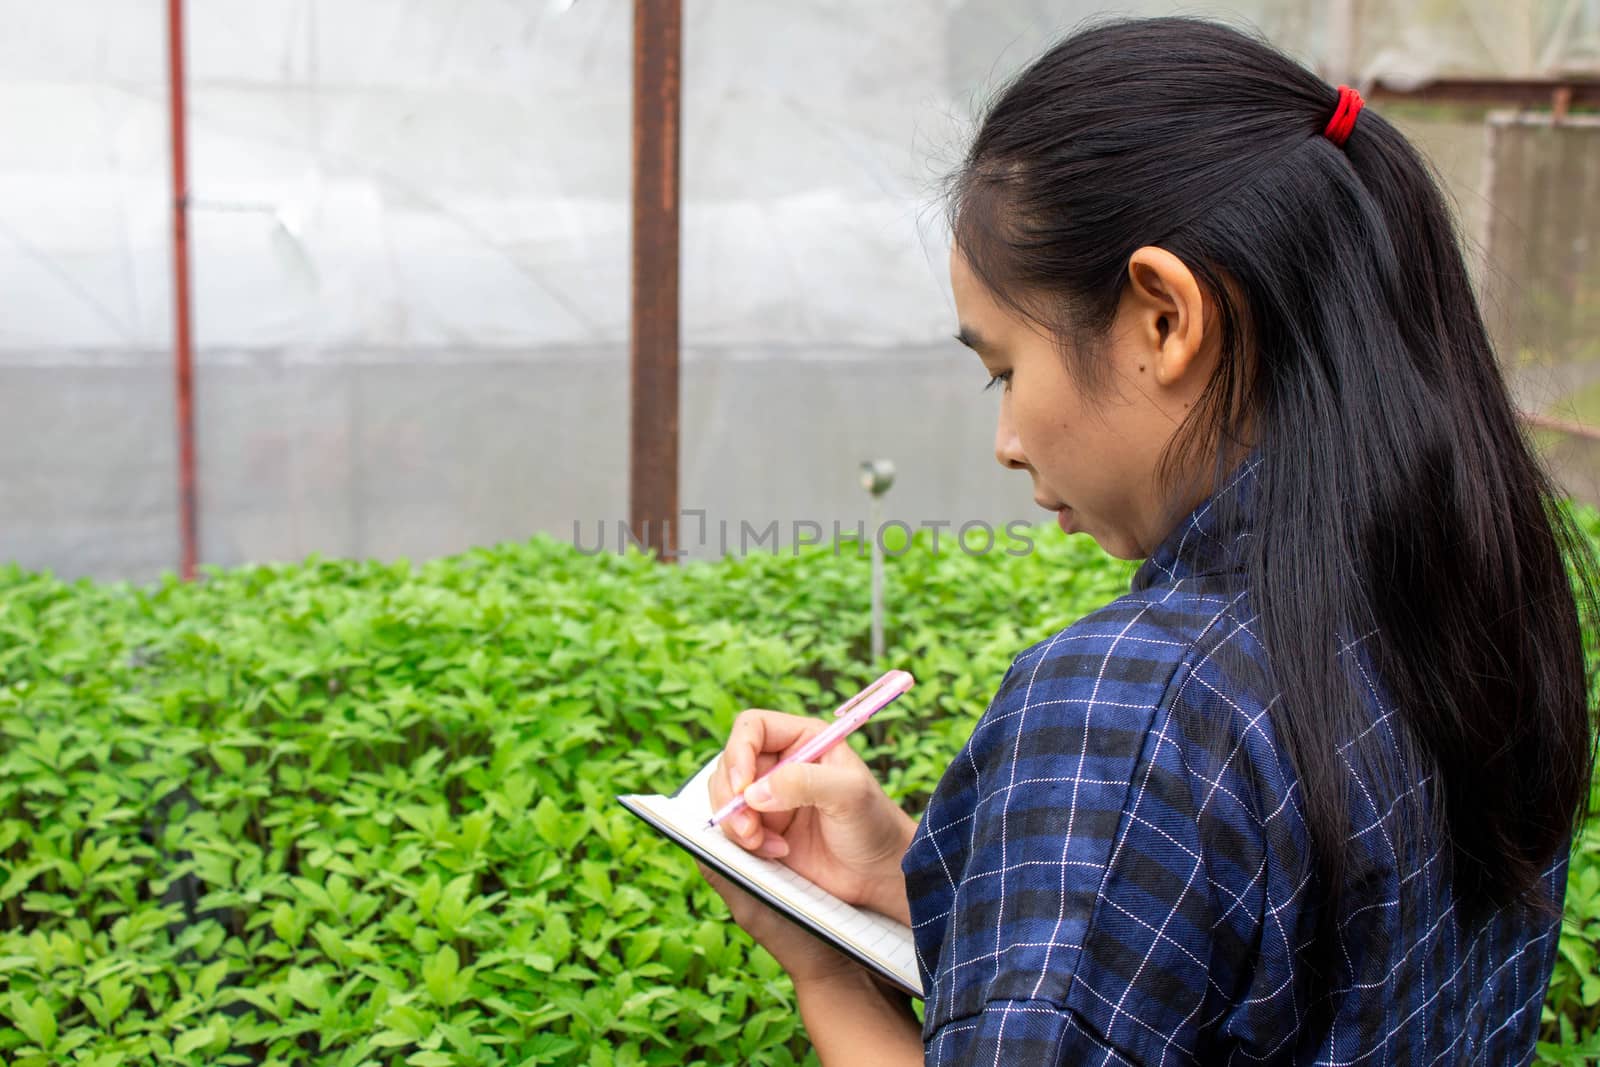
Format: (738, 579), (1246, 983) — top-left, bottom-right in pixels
(166, 0), (199, 580)
(630, 0), (682, 563)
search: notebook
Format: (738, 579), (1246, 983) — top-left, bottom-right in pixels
(618, 755), (923, 998)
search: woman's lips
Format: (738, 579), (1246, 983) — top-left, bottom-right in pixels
(1034, 497), (1075, 534)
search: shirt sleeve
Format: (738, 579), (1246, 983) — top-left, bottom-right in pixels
(925, 998), (1142, 1065)
(910, 616), (1263, 1066)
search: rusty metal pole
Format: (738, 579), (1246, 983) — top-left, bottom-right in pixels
(1367, 78), (1600, 109)
(166, 0), (199, 580)
(629, 0), (682, 562)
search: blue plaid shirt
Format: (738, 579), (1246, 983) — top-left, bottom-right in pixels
(902, 460), (1568, 1065)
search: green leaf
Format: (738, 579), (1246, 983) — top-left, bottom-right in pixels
(406, 1053), (455, 1067)
(530, 797), (564, 848)
(194, 959), (230, 1001)
(436, 874), (474, 932)
(174, 1023), (215, 1057)
(422, 945), (462, 1007)
(416, 870), (442, 919)
(379, 1003), (435, 1042)
(624, 929), (662, 969)
(210, 743), (246, 776)
(10, 994), (57, 1050)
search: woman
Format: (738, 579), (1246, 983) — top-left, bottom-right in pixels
(699, 17), (1597, 1064)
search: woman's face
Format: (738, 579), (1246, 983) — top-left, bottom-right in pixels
(948, 242), (1218, 560)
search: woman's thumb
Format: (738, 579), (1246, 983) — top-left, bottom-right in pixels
(744, 761), (867, 816)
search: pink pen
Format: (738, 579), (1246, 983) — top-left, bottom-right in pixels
(705, 669), (915, 829)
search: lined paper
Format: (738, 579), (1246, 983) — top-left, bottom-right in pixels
(620, 756), (921, 995)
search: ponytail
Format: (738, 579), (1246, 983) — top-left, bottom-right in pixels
(1333, 92), (1597, 914)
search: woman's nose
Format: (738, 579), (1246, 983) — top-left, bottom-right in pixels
(994, 419), (1027, 471)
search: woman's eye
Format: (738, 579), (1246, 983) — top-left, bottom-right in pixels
(983, 371), (1012, 393)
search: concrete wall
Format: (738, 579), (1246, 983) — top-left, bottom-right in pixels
(0, 1), (1590, 581)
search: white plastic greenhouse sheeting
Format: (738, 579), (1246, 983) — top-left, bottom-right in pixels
(1, 0), (1596, 580)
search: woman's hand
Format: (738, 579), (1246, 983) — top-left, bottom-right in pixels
(708, 708), (916, 924)
(697, 863), (924, 1065)
(695, 862), (861, 986)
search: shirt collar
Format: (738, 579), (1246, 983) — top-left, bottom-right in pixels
(1130, 453), (1260, 591)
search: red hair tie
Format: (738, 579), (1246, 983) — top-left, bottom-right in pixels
(1324, 85), (1363, 148)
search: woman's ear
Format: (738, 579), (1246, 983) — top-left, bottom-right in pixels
(1123, 246), (1208, 389)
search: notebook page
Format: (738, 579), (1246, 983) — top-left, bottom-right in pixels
(624, 757), (920, 993)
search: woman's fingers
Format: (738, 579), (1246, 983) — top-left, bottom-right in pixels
(705, 789), (764, 850)
(754, 830), (790, 859)
(722, 709), (827, 794)
(745, 759), (873, 819)
(707, 705), (880, 856)
(732, 809), (761, 845)
(709, 710), (823, 849)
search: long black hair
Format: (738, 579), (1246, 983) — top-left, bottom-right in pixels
(951, 17), (1598, 931)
